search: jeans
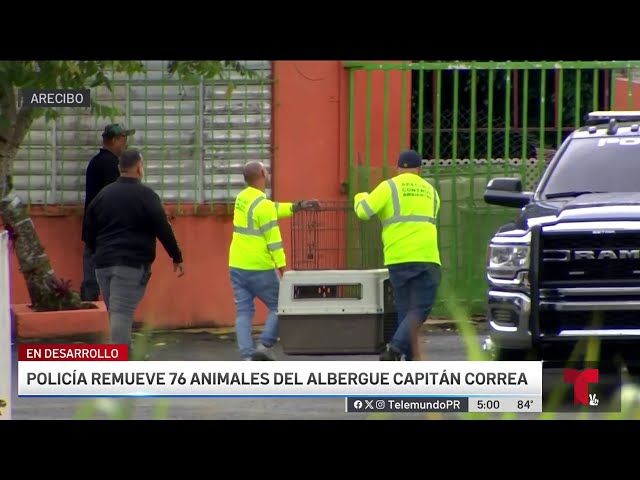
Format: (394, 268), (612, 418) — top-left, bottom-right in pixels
(229, 267), (280, 359)
(95, 265), (150, 355)
(388, 262), (441, 361)
(81, 246), (100, 301)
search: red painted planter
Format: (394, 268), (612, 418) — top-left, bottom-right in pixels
(11, 301), (109, 339)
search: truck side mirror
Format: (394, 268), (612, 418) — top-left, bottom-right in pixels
(484, 177), (532, 208)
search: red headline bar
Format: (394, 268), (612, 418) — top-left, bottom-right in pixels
(18, 344), (128, 361)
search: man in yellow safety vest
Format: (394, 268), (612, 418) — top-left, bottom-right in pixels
(354, 149), (441, 361)
(229, 161), (319, 361)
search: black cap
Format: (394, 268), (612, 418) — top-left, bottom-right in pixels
(398, 149), (423, 168)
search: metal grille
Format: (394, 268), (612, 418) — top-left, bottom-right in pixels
(539, 310), (640, 336)
(542, 232), (640, 250)
(13, 60), (273, 208)
(290, 200), (383, 271)
(344, 60), (640, 315)
(540, 232), (640, 285)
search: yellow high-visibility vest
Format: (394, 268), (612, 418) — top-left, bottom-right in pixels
(228, 186), (293, 270)
(354, 173), (441, 266)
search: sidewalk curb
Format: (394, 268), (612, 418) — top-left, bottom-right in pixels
(165, 318), (488, 337)
(16, 319), (488, 344)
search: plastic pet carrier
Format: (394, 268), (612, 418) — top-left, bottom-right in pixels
(277, 201), (397, 355)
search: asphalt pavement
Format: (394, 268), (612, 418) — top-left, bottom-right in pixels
(7, 323), (640, 420)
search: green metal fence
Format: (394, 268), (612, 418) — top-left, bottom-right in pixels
(12, 61), (273, 214)
(344, 60), (640, 316)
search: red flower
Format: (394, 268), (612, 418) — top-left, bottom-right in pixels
(50, 276), (72, 298)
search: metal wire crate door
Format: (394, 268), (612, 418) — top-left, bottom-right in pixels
(291, 201), (384, 270)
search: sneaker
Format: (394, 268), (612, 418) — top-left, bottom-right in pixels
(379, 346), (402, 361)
(251, 343), (276, 361)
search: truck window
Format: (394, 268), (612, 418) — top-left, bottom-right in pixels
(540, 137), (640, 196)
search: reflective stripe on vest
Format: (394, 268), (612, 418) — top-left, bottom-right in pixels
(233, 196), (282, 244)
(381, 179), (437, 227)
(233, 196), (266, 236)
(356, 198), (375, 218)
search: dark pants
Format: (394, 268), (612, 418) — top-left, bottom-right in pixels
(95, 265), (150, 356)
(388, 262), (441, 360)
(81, 246), (100, 301)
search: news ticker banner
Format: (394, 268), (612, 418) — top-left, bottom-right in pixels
(15, 345), (623, 413)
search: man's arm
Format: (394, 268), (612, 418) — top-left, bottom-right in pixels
(87, 159), (120, 203)
(354, 180), (391, 221)
(143, 189), (183, 264)
(257, 203), (287, 270)
(102, 158), (120, 186)
(83, 199), (98, 252)
(273, 200), (321, 219)
(273, 201), (294, 219)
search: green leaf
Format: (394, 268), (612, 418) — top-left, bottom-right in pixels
(225, 82), (236, 101)
(89, 99), (122, 122)
(65, 61), (82, 76)
(44, 109), (61, 123)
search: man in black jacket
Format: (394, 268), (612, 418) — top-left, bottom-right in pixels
(80, 124), (135, 301)
(83, 149), (185, 353)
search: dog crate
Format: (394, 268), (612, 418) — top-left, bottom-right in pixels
(278, 269), (395, 355)
(290, 200), (384, 271)
(277, 201), (397, 355)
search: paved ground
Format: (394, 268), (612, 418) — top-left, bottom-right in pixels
(7, 322), (640, 420)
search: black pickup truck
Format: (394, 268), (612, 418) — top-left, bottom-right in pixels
(483, 110), (640, 370)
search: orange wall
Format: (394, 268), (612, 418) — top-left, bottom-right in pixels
(614, 76), (640, 110)
(7, 61), (411, 330)
(352, 64), (412, 172)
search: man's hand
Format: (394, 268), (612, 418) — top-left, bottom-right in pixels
(278, 266), (288, 278)
(173, 262), (185, 277)
(293, 199), (321, 212)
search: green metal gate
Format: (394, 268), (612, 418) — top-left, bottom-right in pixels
(344, 60), (640, 316)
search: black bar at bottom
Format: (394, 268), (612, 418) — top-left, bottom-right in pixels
(346, 397), (469, 413)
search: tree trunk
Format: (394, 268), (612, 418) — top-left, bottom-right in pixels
(1, 150), (95, 312)
(0, 187), (95, 311)
(1, 84), (95, 312)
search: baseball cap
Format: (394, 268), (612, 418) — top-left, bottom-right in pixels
(102, 123), (136, 139)
(398, 149), (423, 168)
